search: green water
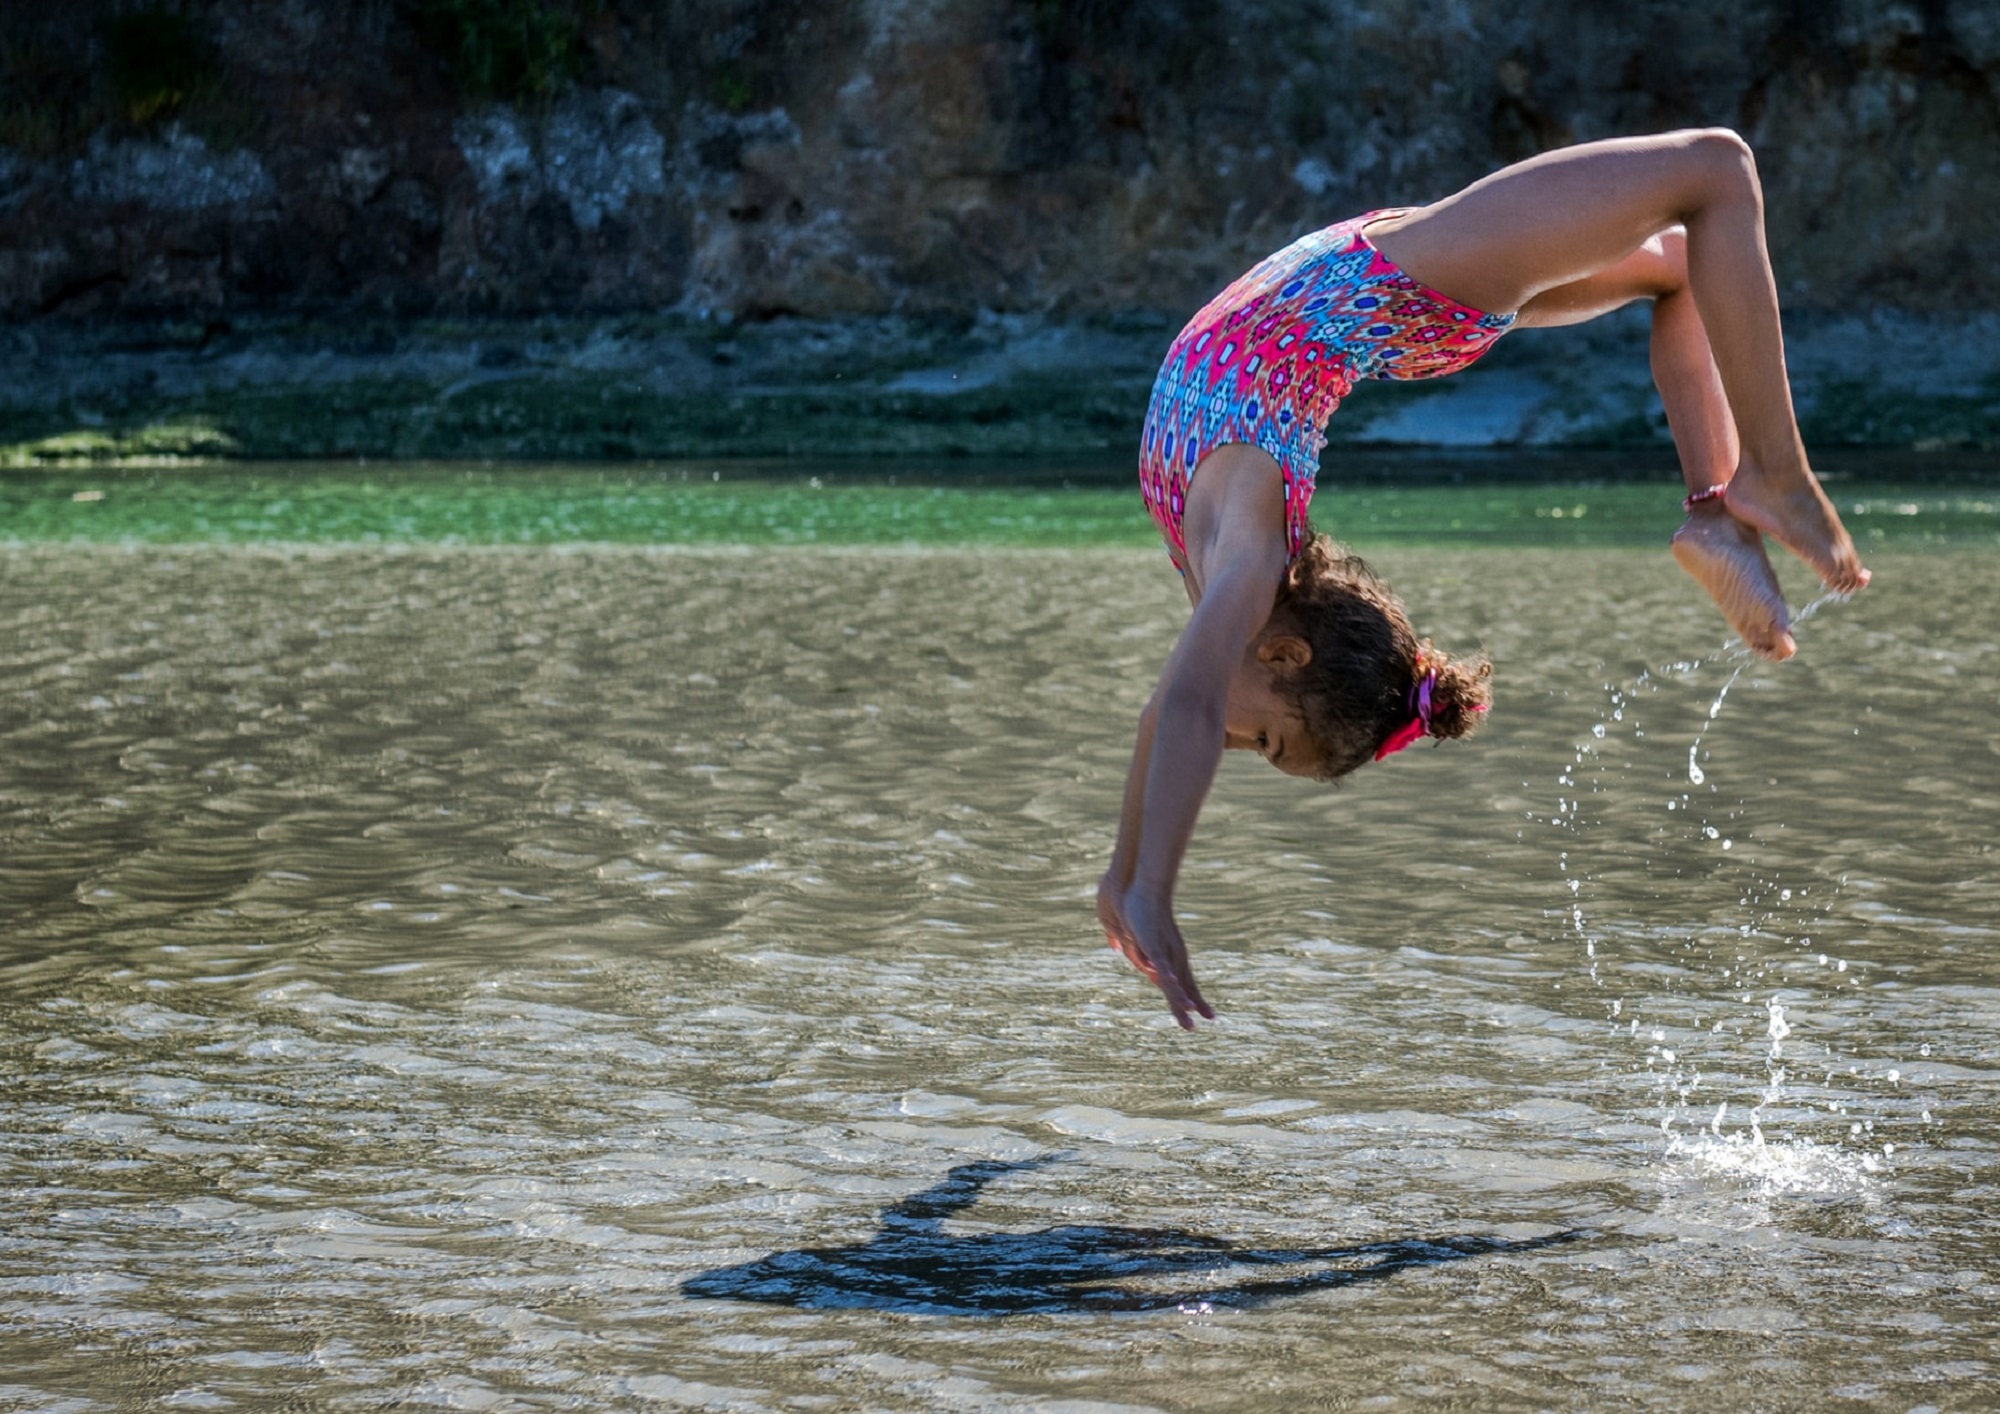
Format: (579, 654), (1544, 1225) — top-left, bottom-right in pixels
(7, 460), (2000, 547)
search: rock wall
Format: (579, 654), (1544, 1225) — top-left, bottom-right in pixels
(4, 0), (1999, 324)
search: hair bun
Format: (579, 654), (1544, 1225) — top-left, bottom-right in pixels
(1421, 644), (1493, 741)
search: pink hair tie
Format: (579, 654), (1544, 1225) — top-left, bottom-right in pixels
(1373, 715), (1427, 761)
(1374, 667), (1437, 761)
(1374, 664), (1490, 762)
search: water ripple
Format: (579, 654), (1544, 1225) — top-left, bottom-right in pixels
(1, 544), (1996, 1409)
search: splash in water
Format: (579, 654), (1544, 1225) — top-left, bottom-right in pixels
(1548, 592), (1901, 1198)
(1664, 1125), (1881, 1198)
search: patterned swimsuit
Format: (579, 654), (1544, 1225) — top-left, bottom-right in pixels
(1140, 210), (1515, 569)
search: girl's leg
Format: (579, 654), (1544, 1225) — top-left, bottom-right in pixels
(1507, 228), (1739, 483)
(1508, 227), (1797, 658)
(1369, 129), (1866, 594)
(1650, 265), (1797, 658)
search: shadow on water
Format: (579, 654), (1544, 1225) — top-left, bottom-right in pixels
(683, 1156), (1593, 1315)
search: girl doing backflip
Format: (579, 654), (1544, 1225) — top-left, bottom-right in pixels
(1099, 129), (1870, 1029)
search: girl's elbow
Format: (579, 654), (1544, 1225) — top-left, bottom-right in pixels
(1156, 676), (1227, 740)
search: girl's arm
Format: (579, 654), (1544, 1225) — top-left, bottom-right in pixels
(1097, 689), (1177, 1001)
(1100, 689), (1158, 896)
(1100, 458), (1289, 1028)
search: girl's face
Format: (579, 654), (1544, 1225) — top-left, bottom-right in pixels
(1222, 638), (1314, 777)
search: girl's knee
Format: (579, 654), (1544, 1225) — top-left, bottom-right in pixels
(1639, 226), (1691, 297)
(1682, 128), (1760, 200)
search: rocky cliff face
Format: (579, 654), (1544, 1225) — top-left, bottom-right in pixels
(4, 0), (1999, 324)
(5, 0), (1998, 463)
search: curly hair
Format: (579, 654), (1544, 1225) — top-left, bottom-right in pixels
(1264, 531), (1492, 781)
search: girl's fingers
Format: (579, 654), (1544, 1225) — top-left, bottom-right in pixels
(1153, 953), (1200, 1024)
(1176, 961), (1214, 1018)
(1169, 964), (1212, 1022)
(1105, 918), (1211, 1027)
(1147, 945), (1198, 1021)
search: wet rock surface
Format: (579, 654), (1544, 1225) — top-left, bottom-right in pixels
(5, 0), (2000, 322)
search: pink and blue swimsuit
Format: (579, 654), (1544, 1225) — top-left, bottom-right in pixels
(1140, 210), (1515, 569)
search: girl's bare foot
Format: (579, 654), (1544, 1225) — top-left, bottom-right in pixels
(1709, 465), (1870, 595)
(1671, 508), (1796, 660)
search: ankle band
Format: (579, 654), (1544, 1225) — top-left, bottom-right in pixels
(1683, 484), (1728, 512)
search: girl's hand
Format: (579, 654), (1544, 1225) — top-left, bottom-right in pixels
(1097, 873), (1216, 1031)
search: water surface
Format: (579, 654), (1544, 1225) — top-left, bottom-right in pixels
(3, 472), (1998, 1410)
(9, 457), (2000, 548)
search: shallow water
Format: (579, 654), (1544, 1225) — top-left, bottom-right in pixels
(3, 529), (1999, 1410)
(9, 458), (2000, 549)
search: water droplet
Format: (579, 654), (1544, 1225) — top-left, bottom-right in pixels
(1767, 999), (1791, 1059)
